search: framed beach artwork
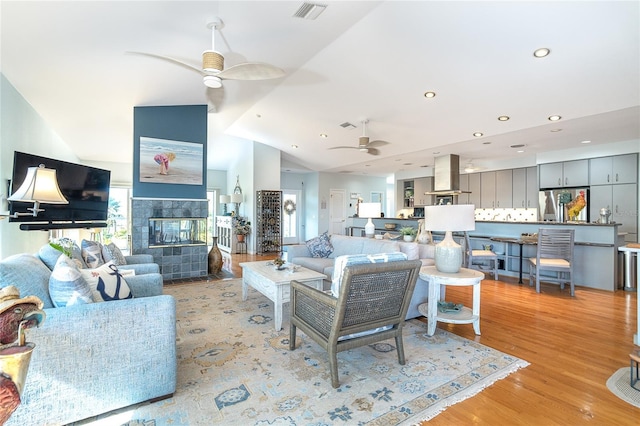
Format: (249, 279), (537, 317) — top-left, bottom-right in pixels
(138, 137), (203, 185)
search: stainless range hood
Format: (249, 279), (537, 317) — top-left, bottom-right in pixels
(425, 154), (469, 196)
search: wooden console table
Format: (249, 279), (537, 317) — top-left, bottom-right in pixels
(418, 266), (484, 336)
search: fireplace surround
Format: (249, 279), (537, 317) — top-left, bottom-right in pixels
(132, 198), (209, 280)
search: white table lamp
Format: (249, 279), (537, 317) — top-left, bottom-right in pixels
(424, 204), (476, 273)
(8, 164), (68, 217)
(358, 202), (381, 238)
(219, 195), (231, 215)
(230, 193), (243, 215)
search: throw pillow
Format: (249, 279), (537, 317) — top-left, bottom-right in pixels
(80, 261), (133, 302)
(38, 243), (63, 270)
(305, 231), (333, 258)
(104, 242), (127, 266)
(81, 239), (105, 269)
(49, 254), (95, 308)
(331, 252), (408, 298)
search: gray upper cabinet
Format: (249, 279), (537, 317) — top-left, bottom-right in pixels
(590, 154), (638, 185)
(526, 166), (538, 209)
(413, 177), (433, 206)
(458, 173), (470, 205)
(539, 160), (589, 188)
(513, 167), (539, 210)
(496, 169), (513, 208)
(468, 173), (481, 207)
(480, 172), (497, 208)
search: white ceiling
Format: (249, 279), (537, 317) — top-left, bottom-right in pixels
(2, 1), (639, 177)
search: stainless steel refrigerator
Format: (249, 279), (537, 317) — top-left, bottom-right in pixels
(539, 188), (589, 222)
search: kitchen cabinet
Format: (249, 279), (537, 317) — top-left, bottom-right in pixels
(399, 180), (414, 208)
(480, 170), (512, 208)
(468, 173), (481, 207)
(413, 177), (433, 206)
(590, 183), (637, 242)
(512, 167), (539, 210)
(539, 159), (589, 188)
(590, 154), (638, 185)
(458, 174), (470, 204)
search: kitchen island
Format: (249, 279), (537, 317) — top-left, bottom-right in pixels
(345, 217), (623, 291)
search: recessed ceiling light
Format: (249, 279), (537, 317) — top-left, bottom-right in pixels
(403, 163), (413, 166)
(291, 144), (299, 149)
(510, 144), (525, 148)
(498, 116), (510, 121)
(482, 141), (492, 145)
(256, 114), (262, 118)
(533, 48), (551, 58)
(548, 115), (562, 121)
(320, 133), (328, 138)
(517, 150), (525, 153)
(432, 151), (440, 155)
(424, 91), (436, 98)
(550, 128), (563, 132)
(473, 132), (484, 137)
(581, 140), (591, 144)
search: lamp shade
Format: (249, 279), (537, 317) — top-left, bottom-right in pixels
(424, 204), (475, 232)
(358, 202), (381, 218)
(219, 195), (231, 204)
(230, 194), (243, 204)
(8, 165), (68, 204)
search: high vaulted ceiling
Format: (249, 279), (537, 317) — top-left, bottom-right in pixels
(2, 1), (639, 177)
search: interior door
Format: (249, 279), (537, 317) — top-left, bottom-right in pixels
(282, 190), (301, 245)
(330, 189), (346, 235)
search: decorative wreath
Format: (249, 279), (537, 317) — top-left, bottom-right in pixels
(283, 200), (296, 215)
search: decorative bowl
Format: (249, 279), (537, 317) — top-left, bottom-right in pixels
(384, 223), (397, 230)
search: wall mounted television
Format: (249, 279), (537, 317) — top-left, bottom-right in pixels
(9, 151), (111, 228)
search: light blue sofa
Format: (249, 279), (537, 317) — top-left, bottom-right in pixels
(285, 234), (435, 319)
(0, 249), (176, 426)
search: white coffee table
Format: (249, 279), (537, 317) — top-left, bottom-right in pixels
(239, 261), (326, 330)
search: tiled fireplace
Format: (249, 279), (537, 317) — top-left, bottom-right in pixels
(131, 198), (209, 281)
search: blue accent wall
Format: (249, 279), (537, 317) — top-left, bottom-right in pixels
(133, 105), (207, 199)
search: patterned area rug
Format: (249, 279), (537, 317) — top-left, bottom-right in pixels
(607, 367), (640, 408)
(86, 279), (528, 425)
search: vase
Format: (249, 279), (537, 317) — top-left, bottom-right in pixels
(208, 237), (223, 274)
(417, 229), (432, 244)
(237, 234), (246, 242)
(403, 235), (414, 242)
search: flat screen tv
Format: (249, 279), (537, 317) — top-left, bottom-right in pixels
(9, 151), (111, 226)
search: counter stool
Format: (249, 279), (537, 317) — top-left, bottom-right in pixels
(631, 352), (640, 391)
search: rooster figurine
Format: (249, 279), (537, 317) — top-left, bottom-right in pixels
(566, 190), (587, 221)
(0, 286), (45, 425)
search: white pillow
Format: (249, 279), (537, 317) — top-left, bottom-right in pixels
(80, 261), (133, 302)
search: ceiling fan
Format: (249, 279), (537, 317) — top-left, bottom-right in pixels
(328, 120), (390, 155)
(128, 17), (285, 90)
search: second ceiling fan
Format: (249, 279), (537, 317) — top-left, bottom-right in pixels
(329, 120), (390, 155)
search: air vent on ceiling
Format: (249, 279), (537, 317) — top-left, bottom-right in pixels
(293, 3), (327, 20)
(339, 122), (357, 129)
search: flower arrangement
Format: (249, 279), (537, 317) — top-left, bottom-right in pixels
(234, 216), (251, 235)
(49, 237), (74, 258)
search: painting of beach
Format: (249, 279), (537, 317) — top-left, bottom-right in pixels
(139, 136), (203, 185)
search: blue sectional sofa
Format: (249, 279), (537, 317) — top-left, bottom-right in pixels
(0, 247), (176, 426)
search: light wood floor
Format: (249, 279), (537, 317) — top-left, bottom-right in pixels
(229, 253), (639, 425)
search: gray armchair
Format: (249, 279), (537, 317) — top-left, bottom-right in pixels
(289, 259), (422, 388)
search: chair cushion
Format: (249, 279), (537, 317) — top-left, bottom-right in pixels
(80, 261), (133, 302)
(531, 258), (570, 268)
(331, 252), (408, 297)
(305, 231), (334, 258)
(472, 249), (497, 257)
(49, 254), (95, 308)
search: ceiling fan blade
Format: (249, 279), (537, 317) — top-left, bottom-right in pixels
(328, 146), (357, 150)
(367, 148), (381, 155)
(366, 140), (390, 148)
(218, 62), (285, 80)
(126, 51), (204, 75)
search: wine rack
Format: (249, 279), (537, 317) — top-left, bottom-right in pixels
(256, 190), (282, 254)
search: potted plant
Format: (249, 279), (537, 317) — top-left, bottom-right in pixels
(399, 226), (417, 242)
(234, 217), (251, 242)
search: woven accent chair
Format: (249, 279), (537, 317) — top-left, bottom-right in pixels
(464, 232), (499, 280)
(289, 259), (422, 388)
(528, 228), (575, 296)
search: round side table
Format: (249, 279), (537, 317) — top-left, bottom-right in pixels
(418, 265), (484, 336)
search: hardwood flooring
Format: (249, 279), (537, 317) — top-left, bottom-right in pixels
(228, 252), (639, 425)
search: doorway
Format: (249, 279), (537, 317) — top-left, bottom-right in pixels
(329, 189), (346, 235)
(283, 190), (301, 245)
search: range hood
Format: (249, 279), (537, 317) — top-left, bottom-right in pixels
(425, 154), (469, 196)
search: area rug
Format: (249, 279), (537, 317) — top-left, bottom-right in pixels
(84, 279), (528, 426)
(607, 367), (640, 408)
